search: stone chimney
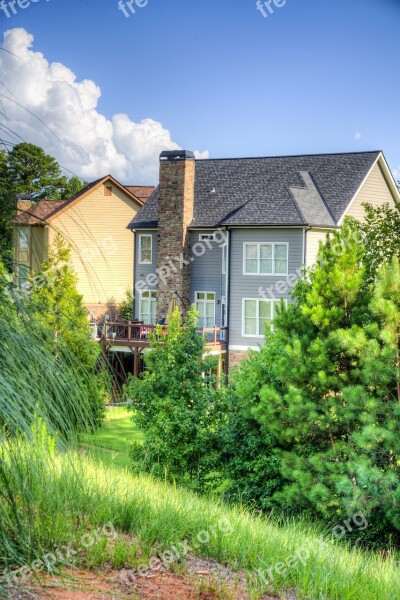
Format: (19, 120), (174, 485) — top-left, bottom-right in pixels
(157, 150), (195, 320)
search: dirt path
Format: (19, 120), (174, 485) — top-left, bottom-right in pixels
(6, 559), (287, 600)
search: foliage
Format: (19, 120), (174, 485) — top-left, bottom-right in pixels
(28, 235), (106, 428)
(220, 344), (283, 511)
(0, 149), (15, 269)
(0, 143), (85, 268)
(61, 175), (87, 199)
(229, 220), (400, 543)
(126, 307), (227, 491)
(118, 288), (134, 320)
(0, 257), (104, 580)
(4, 142), (85, 199)
(353, 202), (400, 283)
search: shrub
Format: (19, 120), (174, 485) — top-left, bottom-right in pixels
(28, 235), (106, 429)
(228, 220), (400, 544)
(126, 307), (227, 491)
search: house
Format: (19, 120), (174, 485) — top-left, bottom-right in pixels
(12, 176), (154, 319)
(122, 149), (399, 373)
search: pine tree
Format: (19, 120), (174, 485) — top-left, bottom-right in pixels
(230, 220), (400, 542)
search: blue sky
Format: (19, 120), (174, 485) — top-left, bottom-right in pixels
(0, 0), (399, 183)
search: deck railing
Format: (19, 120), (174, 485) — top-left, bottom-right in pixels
(103, 321), (227, 347)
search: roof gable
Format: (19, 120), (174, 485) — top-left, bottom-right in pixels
(13, 175), (145, 226)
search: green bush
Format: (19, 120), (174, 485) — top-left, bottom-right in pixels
(126, 307), (227, 491)
(28, 235), (106, 429)
(228, 219), (400, 544)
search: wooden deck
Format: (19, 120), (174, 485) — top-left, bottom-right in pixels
(101, 321), (228, 392)
(102, 321), (227, 353)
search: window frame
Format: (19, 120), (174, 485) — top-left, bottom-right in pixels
(242, 298), (288, 338)
(243, 242), (289, 276)
(195, 291), (216, 329)
(139, 289), (157, 324)
(138, 233), (153, 265)
(18, 227), (30, 251)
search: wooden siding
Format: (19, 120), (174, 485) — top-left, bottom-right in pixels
(229, 228), (304, 347)
(341, 162), (397, 223)
(13, 225), (47, 272)
(31, 226), (48, 272)
(48, 184), (139, 306)
(305, 229), (332, 267)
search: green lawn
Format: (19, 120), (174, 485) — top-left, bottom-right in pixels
(80, 406), (144, 469)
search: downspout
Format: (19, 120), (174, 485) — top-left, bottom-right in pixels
(131, 229), (136, 319)
(226, 228), (231, 379)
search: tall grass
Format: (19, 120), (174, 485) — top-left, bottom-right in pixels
(0, 276), (101, 592)
(4, 450), (400, 600)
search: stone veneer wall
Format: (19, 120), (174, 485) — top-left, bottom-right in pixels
(156, 156), (195, 320)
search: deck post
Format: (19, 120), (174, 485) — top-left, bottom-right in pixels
(133, 348), (139, 378)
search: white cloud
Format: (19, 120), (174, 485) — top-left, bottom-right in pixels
(0, 28), (208, 184)
(354, 132), (362, 140)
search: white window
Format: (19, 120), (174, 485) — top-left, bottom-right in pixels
(199, 233), (216, 242)
(18, 227), (30, 251)
(140, 290), (157, 324)
(242, 298), (287, 338)
(222, 243), (227, 275)
(243, 242), (288, 276)
(195, 292), (216, 328)
(139, 234), (152, 264)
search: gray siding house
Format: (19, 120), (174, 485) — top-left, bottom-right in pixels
(128, 149), (399, 370)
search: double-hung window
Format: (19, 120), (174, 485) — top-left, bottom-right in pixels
(195, 292), (216, 328)
(139, 234), (152, 264)
(244, 242), (288, 275)
(140, 290), (157, 324)
(243, 298), (287, 337)
(18, 227), (30, 251)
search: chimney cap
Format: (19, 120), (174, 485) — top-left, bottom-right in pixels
(160, 150), (195, 161)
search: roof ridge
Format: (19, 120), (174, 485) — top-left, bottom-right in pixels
(197, 150), (381, 162)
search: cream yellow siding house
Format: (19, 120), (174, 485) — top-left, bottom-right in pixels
(13, 176), (154, 319)
(305, 152), (399, 267)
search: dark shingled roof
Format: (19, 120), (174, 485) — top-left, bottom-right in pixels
(13, 175), (146, 226)
(13, 200), (68, 225)
(129, 151), (380, 229)
(125, 186), (155, 203)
